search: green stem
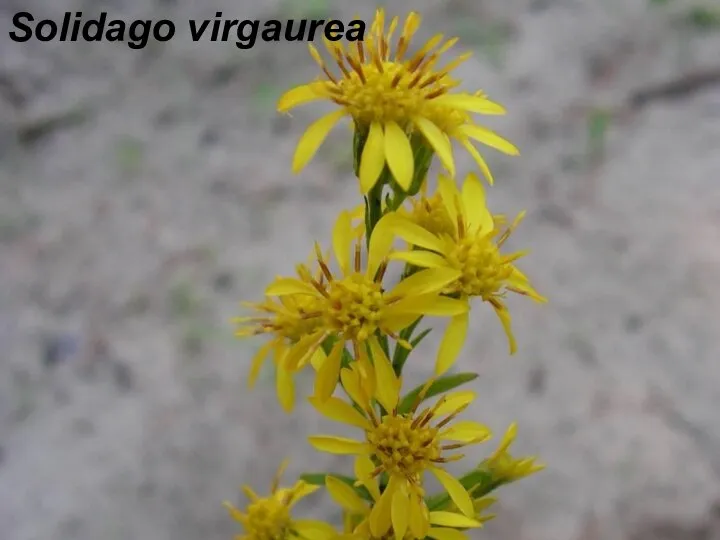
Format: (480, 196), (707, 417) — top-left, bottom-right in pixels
(364, 180), (384, 250)
(392, 316), (422, 376)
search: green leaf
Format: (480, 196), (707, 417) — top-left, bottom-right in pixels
(300, 473), (373, 502)
(391, 317), (425, 374)
(397, 372), (479, 414)
(686, 7), (720, 30)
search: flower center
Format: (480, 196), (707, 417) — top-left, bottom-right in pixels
(336, 62), (466, 131)
(324, 273), (385, 341)
(446, 234), (513, 298)
(273, 296), (322, 342)
(366, 414), (440, 477)
(410, 194), (455, 238)
(245, 498), (291, 540)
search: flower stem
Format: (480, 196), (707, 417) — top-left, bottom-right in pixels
(364, 179), (384, 249)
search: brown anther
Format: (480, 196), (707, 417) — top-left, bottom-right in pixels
(374, 261), (388, 283)
(435, 403), (469, 430)
(309, 278), (329, 297)
(407, 70), (425, 89)
(373, 51), (385, 73)
(356, 40), (365, 63)
(441, 442), (468, 451)
(318, 260), (333, 282)
(345, 55), (366, 84)
(322, 65), (337, 84)
(431, 454), (464, 463)
(396, 37), (408, 61)
(354, 242), (362, 272)
(407, 53), (427, 73)
(425, 88), (447, 100)
(419, 74), (440, 89)
(391, 70), (404, 88)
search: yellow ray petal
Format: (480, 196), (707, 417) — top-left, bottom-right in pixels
(387, 267), (461, 299)
(389, 250), (450, 269)
(408, 491), (430, 539)
(309, 347), (326, 371)
(461, 173), (493, 233)
(429, 511), (483, 528)
(414, 116), (455, 177)
(276, 363), (295, 412)
(369, 476), (396, 537)
(433, 390), (476, 416)
(430, 467), (474, 517)
(432, 94), (507, 115)
(440, 420), (492, 443)
(384, 121), (414, 190)
(308, 435), (367, 455)
(333, 210), (353, 275)
(460, 138), (494, 185)
(340, 367), (370, 409)
(355, 455), (381, 501)
(367, 213), (399, 279)
(326, 476), (369, 515)
(370, 339), (400, 412)
(435, 313), (469, 375)
(292, 109), (346, 173)
(314, 340), (344, 401)
(386, 295), (467, 317)
(284, 331), (324, 371)
(437, 174), (460, 227)
(491, 300), (517, 354)
(293, 519), (338, 540)
(388, 217), (447, 253)
(360, 121), (386, 194)
(460, 124), (519, 156)
(266, 278), (317, 296)
(427, 527), (471, 540)
(391, 485), (410, 540)
(308, 396), (371, 429)
(277, 83), (324, 112)
(248, 340), (274, 388)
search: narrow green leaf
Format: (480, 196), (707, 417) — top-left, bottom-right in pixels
(410, 328), (432, 348)
(397, 372), (479, 414)
(299, 473), (373, 502)
(391, 318), (425, 374)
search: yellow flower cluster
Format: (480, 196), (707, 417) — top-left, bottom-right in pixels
(227, 9), (545, 540)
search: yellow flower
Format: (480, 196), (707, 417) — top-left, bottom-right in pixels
(307, 345), (491, 539)
(277, 8), (518, 193)
(224, 460), (336, 540)
(237, 211), (468, 407)
(326, 456), (483, 540)
(235, 292), (325, 412)
(387, 172), (547, 373)
(480, 423), (545, 484)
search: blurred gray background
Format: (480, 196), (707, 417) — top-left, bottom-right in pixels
(1, 0), (720, 539)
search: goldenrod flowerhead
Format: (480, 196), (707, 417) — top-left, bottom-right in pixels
(326, 456), (483, 540)
(234, 283), (325, 412)
(278, 8), (518, 193)
(225, 460), (336, 540)
(308, 346), (491, 539)
(387, 172), (547, 373)
(239, 210), (468, 408)
(479, 422), (545, 484)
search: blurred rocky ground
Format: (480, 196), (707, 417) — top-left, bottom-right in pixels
(1, 0), (720, 539)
